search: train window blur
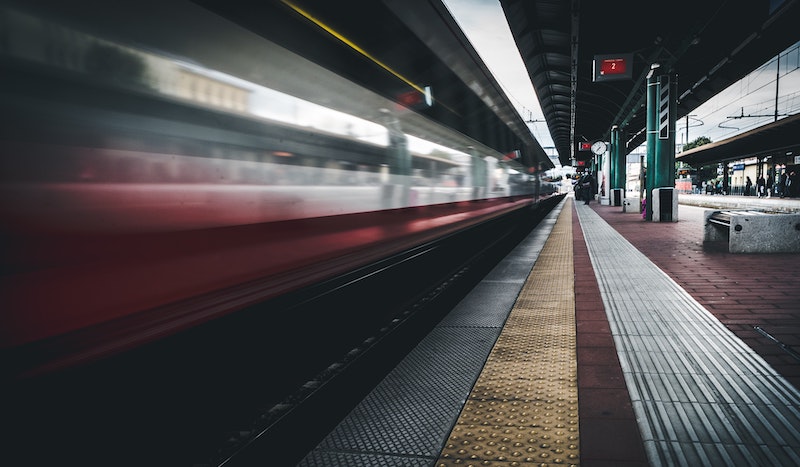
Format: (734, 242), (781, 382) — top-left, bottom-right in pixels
(0, 2), (547, 235)
(0, 1), (559, 378)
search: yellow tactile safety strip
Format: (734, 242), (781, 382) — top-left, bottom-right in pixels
(437, 202), (578, 467)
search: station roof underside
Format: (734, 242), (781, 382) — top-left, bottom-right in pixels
(500, 0), (800, 167)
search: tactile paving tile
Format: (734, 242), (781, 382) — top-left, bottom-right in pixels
(436, 202), (579, 466)
(575, 202), (800, 466)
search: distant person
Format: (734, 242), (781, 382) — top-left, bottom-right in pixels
(756, 175), (765, 198)
(579, 172), (595, 205)
(745, 176), (752, 196)
(788, 171), (797, 198)
(779, 172), (788, 198)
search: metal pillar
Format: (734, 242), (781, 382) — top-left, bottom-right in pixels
(601, 147), (611, 205)
(612, 125), (625, 191)
(654, 74), (676, 190)
(608, 126), (623, 206)
(609, 128), (617, 193)
(645, 73), (657, 220)
(645, 70), (676, 221)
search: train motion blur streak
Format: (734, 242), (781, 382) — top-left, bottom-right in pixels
(0, 1), (559, 379)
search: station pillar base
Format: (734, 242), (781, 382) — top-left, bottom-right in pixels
(622, 197), (641, 214)
(652, 187), (678, 222)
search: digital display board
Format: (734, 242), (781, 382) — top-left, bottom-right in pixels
(600, 58), (626, 76)
(593, 54), (633, 82)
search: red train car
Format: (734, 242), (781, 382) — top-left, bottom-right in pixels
(0, 2), (558, 379)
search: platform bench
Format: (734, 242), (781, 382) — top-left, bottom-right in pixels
(703, 209), (800, 253)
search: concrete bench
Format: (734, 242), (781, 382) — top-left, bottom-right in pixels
(703, 209), (800, 253)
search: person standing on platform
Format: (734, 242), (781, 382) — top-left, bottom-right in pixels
(788, 171), (797, 198)
(756, 175), (765, 198)
(580, 172), (596, 205)
(780, 171), (788, 198)
(745, 176), (753, 196)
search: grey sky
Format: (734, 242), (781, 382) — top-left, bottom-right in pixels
(442, 0), (554, 150)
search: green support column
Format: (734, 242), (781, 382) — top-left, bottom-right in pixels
(608, 127), (617, 188)
(609, 127), (617, 190)
(607, 125), (623, 206)
(654, 74), (676, 190)
(646, 71), (677, 221)
(645, 72), (658, 220)
(612, 125), (625, 190)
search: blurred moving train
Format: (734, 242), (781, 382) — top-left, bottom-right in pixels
(0, 1), (559, 379)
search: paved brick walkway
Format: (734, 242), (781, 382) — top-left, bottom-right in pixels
(588, 200), (800, 390)
(573, 200), (649, 466)
(574, 197), (800, 466)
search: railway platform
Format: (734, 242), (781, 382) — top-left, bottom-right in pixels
(297, 195), (800, 467)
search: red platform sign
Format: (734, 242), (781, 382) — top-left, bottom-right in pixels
(600, 58), (626, 76)
(593, 54), (633, 82)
